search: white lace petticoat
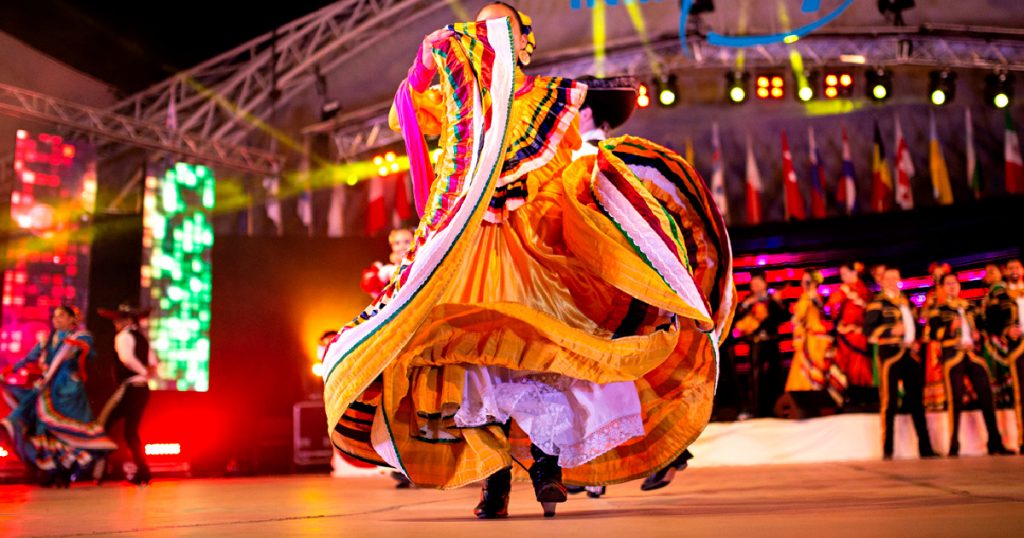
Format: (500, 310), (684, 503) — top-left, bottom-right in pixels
(454, 366), (645, 468)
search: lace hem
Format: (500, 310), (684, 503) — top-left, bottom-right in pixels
(555, 413), (644, 468)
(454, 371), (644, 468)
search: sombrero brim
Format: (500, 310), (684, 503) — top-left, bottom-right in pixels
(97, 307), (151, 320)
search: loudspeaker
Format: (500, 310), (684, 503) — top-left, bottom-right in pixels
(293, 401), (332, 466)
(774, 391), (840, 419)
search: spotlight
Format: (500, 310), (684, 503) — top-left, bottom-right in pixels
(637, 83), (651, 108)
(320, 100), (341, 121)
(655, 75), (679, 107)
(795, 70), (820, 102)
(755, 73), (784, 100)
(985, 72), (1015, 109)
(866, 68), (892, 102)
(726, 71), (749, 104)
(929, 70), (956, 106)
(823, 71), (854, 98)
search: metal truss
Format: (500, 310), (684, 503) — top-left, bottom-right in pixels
(107, 0), (446, 149)
(0, 82), (280, 176)
(310, 26), (1024, 160)
(540, 27), (1024, 79)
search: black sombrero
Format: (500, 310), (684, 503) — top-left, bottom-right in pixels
(97, 303), (151, 321)
(576, 75), (638, 130)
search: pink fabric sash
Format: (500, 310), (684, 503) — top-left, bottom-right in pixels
(394, 51), (437, 217)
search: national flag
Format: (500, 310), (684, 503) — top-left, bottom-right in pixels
(327, 184), (346, 237)
(781, 131), (806, 221)
(262, 177), (281, 235)
(837, 126), (857, 214)
(807, 127), (827, 218)
(1006, 112), (1024, 194)
(745, 133), (763, 225)
(365, 177), (387, 236)
(710, 123), (729, 221)
(297, 189), (313, 235)
(965, 108), (983, 198)
(871, 122), (894, 213)
(393, 173), (414, 228)
(894, 115), (915, 210)
(928, 110), (954, 205)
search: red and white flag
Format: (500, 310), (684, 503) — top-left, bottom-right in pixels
(392, 173), (414, 228)
(745, 133), (763, 225)
(1006, 112), (1024, 194)
(781, 131), (806, 221)
(365, 177), (388, 236)
(894, 115), (915, 210)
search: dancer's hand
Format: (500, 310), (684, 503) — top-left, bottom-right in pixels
(421, 29), (454, 69)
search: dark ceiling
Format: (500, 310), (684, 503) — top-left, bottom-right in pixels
(0, 0), (337, 95)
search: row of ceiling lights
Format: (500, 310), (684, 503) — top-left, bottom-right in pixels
(634, 69), (1015, 109)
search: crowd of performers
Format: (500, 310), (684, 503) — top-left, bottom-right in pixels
(326, 2), (733, 519)
(723, 260), (1024, 459)
(0, 304), (155, 487)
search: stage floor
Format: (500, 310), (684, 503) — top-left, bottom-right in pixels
(3, 458), (1022, 537)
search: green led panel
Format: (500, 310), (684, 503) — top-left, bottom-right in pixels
(141, 163), (214, 391)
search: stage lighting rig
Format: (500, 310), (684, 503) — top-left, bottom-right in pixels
(823, 71), (854, 99)
(795, 71), (820, 102)
(656, 75), (679, 107)
(637, 83), (651, 108)
(985, 72), (1014, 109)
(726, 71), (749, 104)
(929, 70), (956, 106)
(866, 68), (892, 102)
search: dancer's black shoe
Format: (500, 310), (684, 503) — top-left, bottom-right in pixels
(473, 468), (511, 519)
(640, 449), (692, 491)
(128, 467), (151, 486)
(989, 444), (1014, 456)
(391, 471), (413, 489)
(529, 445), (566, 518)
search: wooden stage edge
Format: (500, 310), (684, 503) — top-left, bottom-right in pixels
(2, 457), (1023, 537)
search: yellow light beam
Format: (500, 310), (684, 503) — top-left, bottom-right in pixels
(593, 0), (607, 78)
(625, 1), (663, 78)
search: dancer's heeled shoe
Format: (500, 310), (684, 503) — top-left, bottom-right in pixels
(473, 468), (511, 519)
(529, 445), (566, 518)
(129, 467), (151, 486)
(640, 449), (693, 491)
(586, 486), (606, 499)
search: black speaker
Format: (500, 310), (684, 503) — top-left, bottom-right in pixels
(774, 391), (840, 419)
